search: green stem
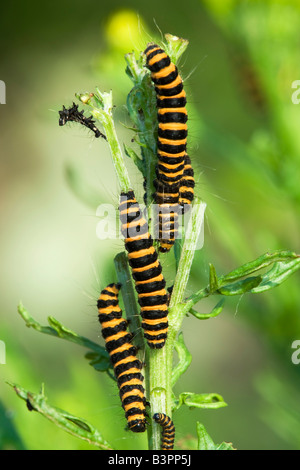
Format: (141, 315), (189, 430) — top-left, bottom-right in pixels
(148, 199), (206, 450)
(78, 90), (131, 193)
(99, 111), (131, 193)
(148, 343), (173, 450)
(170, 199), (207, 309)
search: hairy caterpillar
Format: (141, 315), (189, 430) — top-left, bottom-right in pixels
(97, 283), (147, 432)
(145, 43), (195, 250)
(59, 102), (106, 139)
(119, 191), (168, 349)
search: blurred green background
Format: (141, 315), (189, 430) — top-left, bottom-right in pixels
(1, 0), (300, 450)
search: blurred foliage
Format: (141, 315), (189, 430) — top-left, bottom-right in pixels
(0, 400), (26, 450)
(198, 1), (300, 347)
(0, 0), (300, 450)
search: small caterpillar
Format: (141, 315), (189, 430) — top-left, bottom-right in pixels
(153, 413), (175, 450)
(119, 190), (169, 349)
(58, 102), (106, 139)
(97, 283), (147, 432)
(144, 43), (195, 251)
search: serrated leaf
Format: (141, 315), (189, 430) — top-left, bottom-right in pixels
(8, 383), (113, 450)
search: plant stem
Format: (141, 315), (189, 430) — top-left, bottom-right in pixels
(100, 111), (131, 193)
(79, 90), (131, 193)
(169, 199), (206, 310)
(147, 199), (206, 450)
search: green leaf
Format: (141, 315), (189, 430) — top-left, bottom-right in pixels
(84, 351), (112, 373)
(124, 143), (144, 174)
(8, 383), (113, 450)
(124, 51), (145, 85)
(218, 250), (299, 285)
(189, 298), (225, 320)
(196, 422), (216, 450)
(164, 34), (189, 66)
(171, 332), (192, 386)
(174, 392), (227, 412)
(185, 250), (300, 310)
(215, 442), (236, 450)
(217, 275), (262, 296)
(196, 422), (235, 450)
(250, 259), (300, 293)
(209, 263), (219, 292)
(17, 304), (111, 369)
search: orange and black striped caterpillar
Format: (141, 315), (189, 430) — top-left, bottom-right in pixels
(153, 413), (175, 450)
(97, 283), (147, 432)
(119, 190), (169, 349)
(144, 43), (195, 252)
(59, 102), (106, 140)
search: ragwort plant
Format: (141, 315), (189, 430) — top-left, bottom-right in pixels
(10, 34), (300, 451)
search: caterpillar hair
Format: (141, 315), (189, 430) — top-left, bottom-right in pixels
(59, 102), (106, 140)
(153, 413), (175, 450)
(97, 283), (147, 432)
(119, 190), (169, 349)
